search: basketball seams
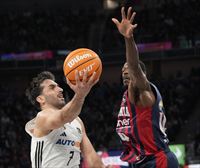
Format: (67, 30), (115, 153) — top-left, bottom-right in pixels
(65, 57), (97, 76)
(63, 50), (98, 75)
(63, 48), (102, 85)
(63, 49), (87, 71)
(64, 48), (97, 64)
(63, 49), (89, 71)
(67, 64), (101, 82)
(65, 48), (87, 62)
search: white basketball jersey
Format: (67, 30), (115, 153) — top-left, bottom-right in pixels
(25, 118), (82, 168)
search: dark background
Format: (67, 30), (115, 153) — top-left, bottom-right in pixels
(0, 0), (200, 167)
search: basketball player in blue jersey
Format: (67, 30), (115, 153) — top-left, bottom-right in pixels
(112, 7), (179, 168)
(25, 71), (112, 168)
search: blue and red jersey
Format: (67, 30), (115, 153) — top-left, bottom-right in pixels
(116, 83), (169, 163)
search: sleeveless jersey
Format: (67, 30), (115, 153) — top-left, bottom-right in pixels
(25, 118), (82, 168)
(116, 84), (169, 163)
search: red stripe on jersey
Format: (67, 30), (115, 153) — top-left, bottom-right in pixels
(135, 106), (158, 154)
(121, 149), (134, 161)
(126, 93), (142, 158)
(155, 151), (168, 168)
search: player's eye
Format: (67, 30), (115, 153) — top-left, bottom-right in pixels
(49, 84), (56, 89)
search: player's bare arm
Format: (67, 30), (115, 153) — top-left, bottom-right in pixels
(112, 7), (155, 107)
(35, 70), (98, 134)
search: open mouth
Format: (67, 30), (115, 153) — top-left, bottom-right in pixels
(123, 76), (130, 85)
(58, 93), (64, 99)
(123, 79), (130, 83)
(123, 76), (130, 81)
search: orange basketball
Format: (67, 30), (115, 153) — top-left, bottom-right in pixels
(63, 48), (102, 84)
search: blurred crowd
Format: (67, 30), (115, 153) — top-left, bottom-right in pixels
(0, 0), (200, 167)
(0, 0), (200, 54)
(0, 9), (98, 54)
(102, 0), (200, 52)
(0, 67), (200, 167)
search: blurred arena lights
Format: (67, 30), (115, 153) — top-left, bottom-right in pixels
(103, 0), (119, 9)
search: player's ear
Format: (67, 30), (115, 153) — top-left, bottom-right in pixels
(36, 95), (45, 105)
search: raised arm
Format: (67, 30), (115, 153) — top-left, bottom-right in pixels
(35, 71), (99, 132)
(112, 7), (155, 107)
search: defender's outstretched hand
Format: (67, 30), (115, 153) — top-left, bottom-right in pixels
(112, 7), (137, 38)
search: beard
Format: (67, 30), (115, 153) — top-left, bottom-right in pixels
(56, 99), (66, 109)
(57, 101), (65, 109)
(45, 96), (66, 109)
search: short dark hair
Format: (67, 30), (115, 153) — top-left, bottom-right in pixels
(26, 71), (55, 109)
(124, 61), (147, 74)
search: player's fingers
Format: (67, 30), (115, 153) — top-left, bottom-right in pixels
(82, 70), (88, 84)
(121, 7), (126, 19)
(127, 7), (132, 20)
(112, 18), (120, 27)
(130, 12), (136, 23)
(132, 23), (137, 29)
(129, 24), (137, 33)
(75, 70), (81, 85)
(91, 78), (99, 87)
(128, 24), (136, 36)
(87, 71), (96, 85)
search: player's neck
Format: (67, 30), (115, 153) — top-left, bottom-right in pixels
(41, 104), (59, 111)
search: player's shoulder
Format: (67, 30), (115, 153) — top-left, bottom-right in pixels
(75, 117), (84, 126)
(75, 117), (85, 132)
(36, 108), (55, 119)
(32, 109), (55, 129)
(76, 116), (82, 123)
(25, 118), (36, 136)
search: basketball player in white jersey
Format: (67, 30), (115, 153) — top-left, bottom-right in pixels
(25, 71), (111, 168)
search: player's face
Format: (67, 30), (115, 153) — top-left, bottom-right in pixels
(122, 63), (130, 86)
(40, 79), (65, 109)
